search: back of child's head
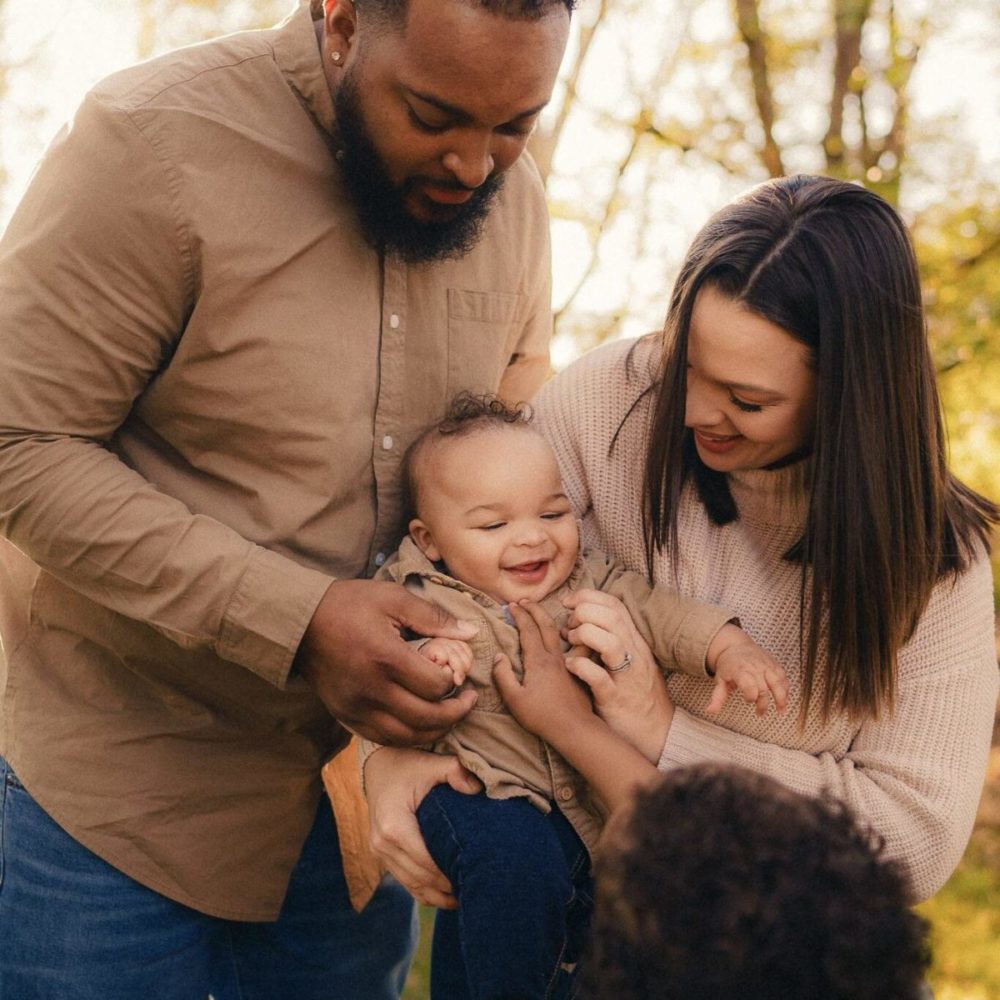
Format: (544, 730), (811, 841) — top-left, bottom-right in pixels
(402, 392), (534, 520)
(582, 764), (930, 1000)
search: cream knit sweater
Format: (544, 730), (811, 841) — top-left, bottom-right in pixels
(534, 335), (998, 902)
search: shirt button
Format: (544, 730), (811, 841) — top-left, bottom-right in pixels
(389, 313), (400, 329)
(557, 786), (574, 803)
(382, 435), (393, 451)
(374, 552), (387, 567)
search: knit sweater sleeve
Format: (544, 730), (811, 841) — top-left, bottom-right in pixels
(659, 550), (998, 902)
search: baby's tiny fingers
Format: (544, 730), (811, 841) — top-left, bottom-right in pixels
(766, 672), (789, 711)
(737, 675), (762, 704)
(706, 677), (729, 716)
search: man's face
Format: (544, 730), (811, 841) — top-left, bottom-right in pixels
(329, 0), (569, 263)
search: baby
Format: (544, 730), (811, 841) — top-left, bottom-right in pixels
(361, 393), (788, 999)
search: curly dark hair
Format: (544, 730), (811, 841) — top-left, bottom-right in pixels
(582, 765), (930, 1000)
(402, 392), (533, 519)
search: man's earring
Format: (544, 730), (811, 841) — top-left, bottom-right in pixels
(331, 51), (342, 63)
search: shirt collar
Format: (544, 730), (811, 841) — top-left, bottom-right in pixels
(385, 536), (581, 630)
(272, 2), (335, 134)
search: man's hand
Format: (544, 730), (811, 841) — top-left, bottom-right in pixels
(296, 579), (478, 744)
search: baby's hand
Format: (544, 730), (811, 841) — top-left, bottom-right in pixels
(705, 624), (788, 717)
(418, 637), (473, 689)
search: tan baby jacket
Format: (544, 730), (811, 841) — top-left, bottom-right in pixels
(360, 536), (734, 856)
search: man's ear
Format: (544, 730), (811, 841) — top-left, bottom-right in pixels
(322, 0), (358, 66)
(409, 519), (442, 562)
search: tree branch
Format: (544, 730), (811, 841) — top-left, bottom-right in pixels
(732, 0), (784, 177)
(823, 0), (871, 175)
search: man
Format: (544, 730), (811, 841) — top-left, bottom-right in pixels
(0, 0), (572, 995)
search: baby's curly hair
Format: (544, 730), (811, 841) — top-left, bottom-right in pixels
(402, 392), (533, 519)
(583, 765), (930, 1000)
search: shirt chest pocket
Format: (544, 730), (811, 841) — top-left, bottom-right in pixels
(446, 289), (522, 398)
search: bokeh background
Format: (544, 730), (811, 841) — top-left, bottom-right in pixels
(1, 1), (997, 996)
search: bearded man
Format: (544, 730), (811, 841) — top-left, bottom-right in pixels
(0, 0), (572, 995)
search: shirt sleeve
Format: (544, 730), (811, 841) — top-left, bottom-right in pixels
(657, 552), (999, 902)
(0, 91), (333, 688)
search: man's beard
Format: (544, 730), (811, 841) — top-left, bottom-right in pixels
(332, 69), (505, 265)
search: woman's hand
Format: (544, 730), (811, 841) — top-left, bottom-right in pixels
(364, 746), (482, 908)
(561, 588), (674, 763)
(497, 600), (660, 814)
(493, 601), (596, 746)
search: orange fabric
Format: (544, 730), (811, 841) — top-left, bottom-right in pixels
(323, 741), (385, 913)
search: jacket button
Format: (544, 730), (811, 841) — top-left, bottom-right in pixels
(557, 786), (574, 802)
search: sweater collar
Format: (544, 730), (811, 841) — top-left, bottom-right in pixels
(727, 460), (811, 526)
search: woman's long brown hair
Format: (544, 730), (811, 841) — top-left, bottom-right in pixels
(644, 175), (998, 720)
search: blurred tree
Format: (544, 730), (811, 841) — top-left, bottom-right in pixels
(917, 187), (1000, 506)
(135, 0), (288, 56)
(542, 0), (1000, 328)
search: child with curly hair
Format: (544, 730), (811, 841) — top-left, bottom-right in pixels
(584, 763), (931, 1000)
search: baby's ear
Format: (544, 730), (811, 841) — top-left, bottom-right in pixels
(409, 519), (441, 561)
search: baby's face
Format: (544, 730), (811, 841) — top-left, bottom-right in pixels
(410, 426), (579, 605)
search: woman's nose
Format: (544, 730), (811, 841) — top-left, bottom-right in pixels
(685, 383), (726, 428)
(684, 389), (725, 427)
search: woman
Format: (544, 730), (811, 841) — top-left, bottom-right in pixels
(365, 174), (998, 910)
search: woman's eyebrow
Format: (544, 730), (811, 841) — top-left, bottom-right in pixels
(726, 380), (786, 398)
(690, 363), (785, 398)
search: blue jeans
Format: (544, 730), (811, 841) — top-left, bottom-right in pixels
(416, 785), (593, 1000)
(0, 756), (417, 1000)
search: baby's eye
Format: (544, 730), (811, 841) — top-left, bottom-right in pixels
(479, 522), (505, 532)
(728, 393), (764, 413)
(541, 511), (566, 521)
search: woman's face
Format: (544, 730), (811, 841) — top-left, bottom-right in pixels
(685, 285), (818, 473)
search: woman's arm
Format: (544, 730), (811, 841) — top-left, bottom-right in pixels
(657, 554), (998, 902)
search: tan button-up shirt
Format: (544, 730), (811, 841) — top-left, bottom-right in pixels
(0, 2), (552, 920)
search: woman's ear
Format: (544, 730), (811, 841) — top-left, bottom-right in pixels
(409, 519), (442, 562)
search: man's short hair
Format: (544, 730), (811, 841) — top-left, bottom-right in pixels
(312, 0), (576, 28)
(584, 764), (931, 1000)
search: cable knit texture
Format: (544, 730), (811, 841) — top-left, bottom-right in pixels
(533, 335), (999, 901)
